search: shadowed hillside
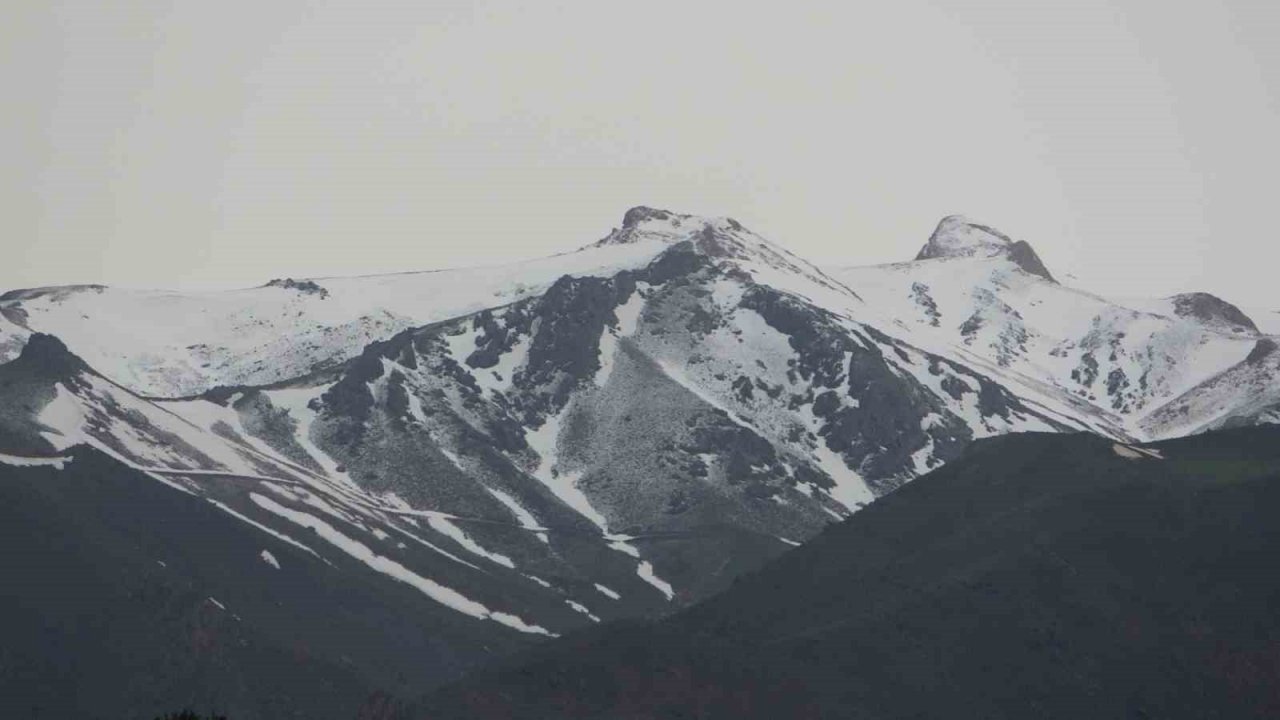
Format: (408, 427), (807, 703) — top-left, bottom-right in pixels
(418, 428), (1280, 719)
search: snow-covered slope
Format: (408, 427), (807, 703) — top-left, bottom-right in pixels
(0, 334), (674, 642)
(1122, 292), (1260, 336)
(0, 210), (1086, 624)
(0, 238), (673, 398)
(1138, 339), (1280, 437)
(833, 216), (1271, 441)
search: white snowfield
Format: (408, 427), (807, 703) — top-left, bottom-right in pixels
(834, 224), (1270, 442)
(0, 452), (71, 469)
(0, 238), (673, 398)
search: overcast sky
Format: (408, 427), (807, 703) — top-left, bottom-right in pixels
(4, 1), (1278, 307)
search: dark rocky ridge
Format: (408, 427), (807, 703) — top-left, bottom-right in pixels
(622, 205), (678, 228)
(8, 332), (90, 380)
(0, 284), (107, 303)
(1169, 292), (1258, 334)
(264, 278), (330, 299)
(1246, 338), (1278, 365)
(1005, 238), (1056, 283)
(0, 333), (93, 454)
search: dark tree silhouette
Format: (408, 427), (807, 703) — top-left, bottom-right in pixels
(152, 711), (228, 720)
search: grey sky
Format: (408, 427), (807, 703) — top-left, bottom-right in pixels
(4, 1), (1278, 307)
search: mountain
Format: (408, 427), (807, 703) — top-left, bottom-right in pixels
(2, 207), (1276, 716)
(417, 426), (1280, 719)
(0, 210), (1085, 610)
(833, 215), (1273, 440)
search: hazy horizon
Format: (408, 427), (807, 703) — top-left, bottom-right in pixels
(5, 1), (1278, 307)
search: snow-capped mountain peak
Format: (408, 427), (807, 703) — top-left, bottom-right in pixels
(595, 206), (753, 249)
(915, 215), (1055, 282)
(915, 215), (1016, 259)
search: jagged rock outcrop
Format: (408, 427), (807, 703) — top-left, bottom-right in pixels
(916, 215), (1056, 282)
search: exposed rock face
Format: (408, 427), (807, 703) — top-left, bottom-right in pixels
(915, 215), (1056, 282)
(622, 205), (677, 228)
(0, 334), (93, 453)
(1169, 292), (1258, 334)
(264, 277), (330, 298)
(1006, 240), (1056, 283)
(1246, 338), (1278, 365)
(517, 274), (637, 419)
(9, 333), (90, 380)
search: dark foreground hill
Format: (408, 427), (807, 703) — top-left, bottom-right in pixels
(418, 428), (1280, 719)
(0, 446), (534, 720)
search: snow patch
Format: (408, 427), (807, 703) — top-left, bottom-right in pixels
(36, 384), (86, 450)
(606, 539), (640, 558)
(204, 498), (326, 562)
(1113, 443), (1152, 460)
(444, 326), (479, 365)
(425, 514), (517, 569)
(249, 493), (553, 635)
(596, 286), (649, 386)
(1113, 443), (1164, 460)
(0, 452), (71, 469)
(525, 411), (610, 530)
(614, 285), (648, 336)
(655, 358), (754, 429)
(566, 600), (601, 623)
(383, 520), (483, 571)
(267, 387), (360, 490)
(474, 332), (532, 398)
(486, 487), (550, 543)
(637, 560), (676, 601)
